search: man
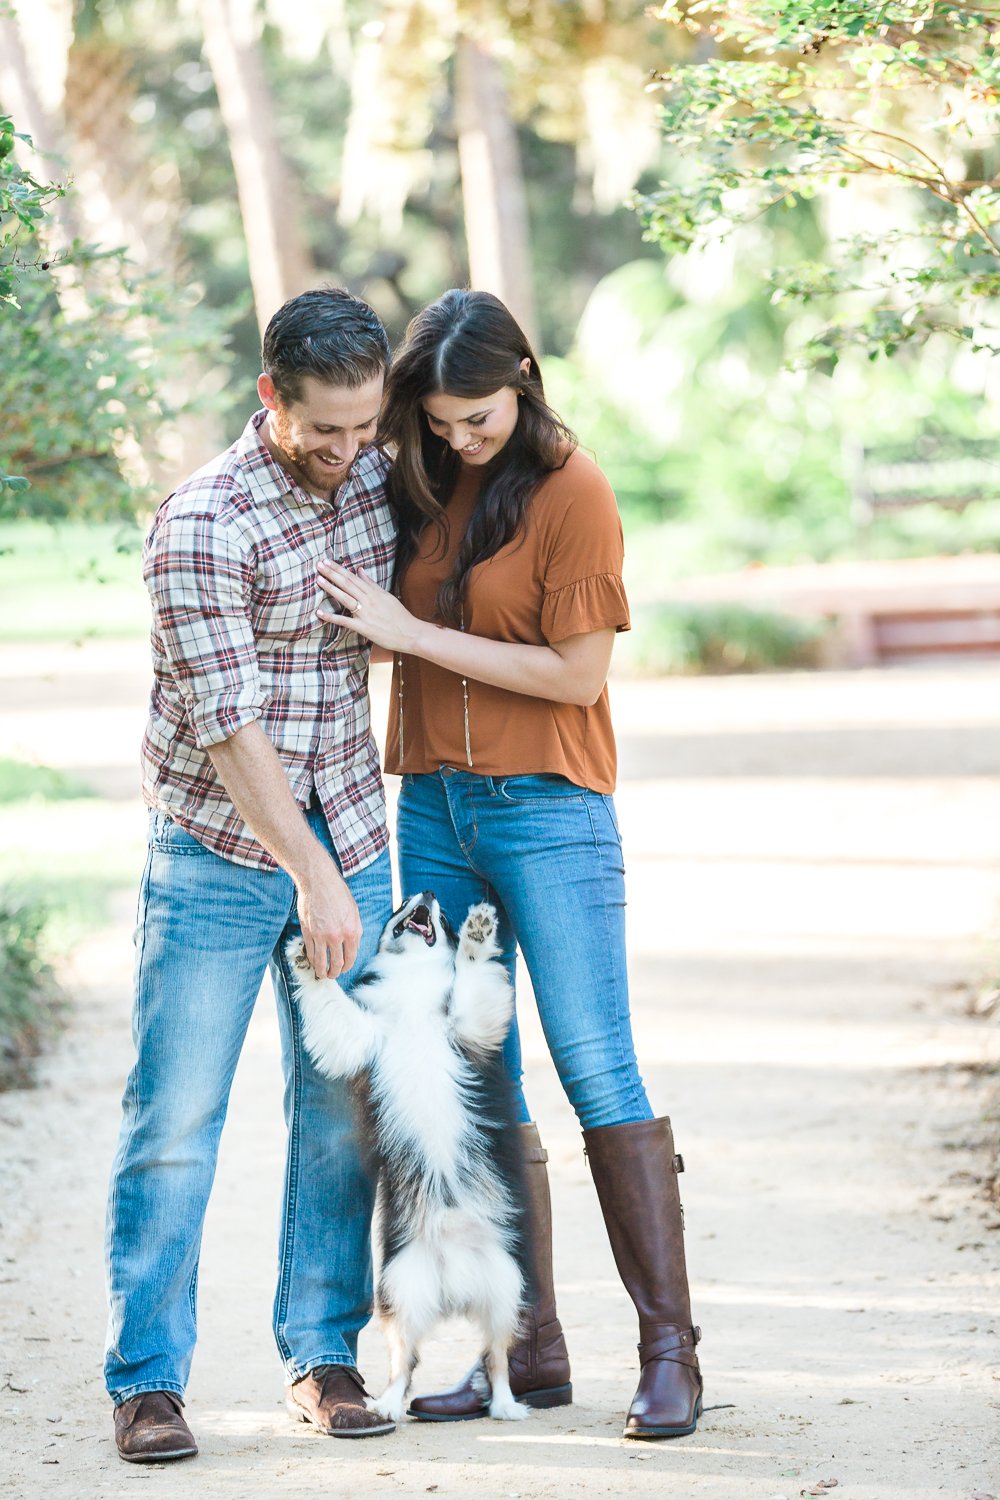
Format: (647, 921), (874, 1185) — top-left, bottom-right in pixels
(105, 288), (397, 1463)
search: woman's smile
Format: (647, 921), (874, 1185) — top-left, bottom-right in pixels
(422, 384), (522, 466)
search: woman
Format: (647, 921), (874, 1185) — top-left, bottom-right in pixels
(315, 289), (702, 1440)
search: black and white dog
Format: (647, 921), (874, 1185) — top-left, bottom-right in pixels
(287, 892), (529, 1423)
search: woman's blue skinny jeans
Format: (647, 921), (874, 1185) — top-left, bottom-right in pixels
(396, 767), (653, 1131)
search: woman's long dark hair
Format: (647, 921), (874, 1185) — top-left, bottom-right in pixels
(379, 289), (576, 626)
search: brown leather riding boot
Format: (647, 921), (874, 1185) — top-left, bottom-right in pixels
(407, 1121), (572, 1420)
(583, 1116), (703, 1439)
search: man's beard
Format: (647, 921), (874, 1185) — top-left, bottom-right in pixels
(270, 407), (351, 493)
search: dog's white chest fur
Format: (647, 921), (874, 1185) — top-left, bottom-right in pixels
(372, 996), (471, 1187)
(288, 896), (529, 1424)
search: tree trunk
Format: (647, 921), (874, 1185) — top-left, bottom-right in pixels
(454, 34), (537, 347)
(196, 0), (316, 336)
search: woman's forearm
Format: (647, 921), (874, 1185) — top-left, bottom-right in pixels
(315, 559), (613, 706)
(405, 620), (614, 707)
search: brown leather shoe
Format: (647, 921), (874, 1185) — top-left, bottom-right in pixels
(584, 1116), (703, 1439)
(408, 1123), (572, 1421)
(114, 1391), (198, 1463)
(287, 1364), (395, 1437)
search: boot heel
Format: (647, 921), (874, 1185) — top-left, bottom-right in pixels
(521, 1381), (572, 1410)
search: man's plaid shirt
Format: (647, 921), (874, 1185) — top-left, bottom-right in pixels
(140, 410), (396, 874)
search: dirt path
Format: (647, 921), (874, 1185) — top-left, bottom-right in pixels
(1, 643), (999, 1500)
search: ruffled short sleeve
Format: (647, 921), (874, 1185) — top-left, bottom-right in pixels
(541, 572), (630, 643)
(538, 452), (631, 644)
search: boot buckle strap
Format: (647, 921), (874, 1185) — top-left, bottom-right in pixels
(637, 1325), (701, 1365)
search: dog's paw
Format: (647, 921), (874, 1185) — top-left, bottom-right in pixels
(366, 1392), (405, 1423)
(460, 902), (499, 956)
(488, 1391), (529, 1421)
(285, 938), (313, 982)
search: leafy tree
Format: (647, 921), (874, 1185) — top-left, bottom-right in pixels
(0, 94), (228, 518)
(0, 113), (59, 496)
(638, 2), (1000, 364)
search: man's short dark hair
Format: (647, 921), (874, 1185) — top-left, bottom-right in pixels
(262, 287), (390, 403)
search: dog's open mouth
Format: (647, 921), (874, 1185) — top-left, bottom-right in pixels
(403, 904), (435, 946)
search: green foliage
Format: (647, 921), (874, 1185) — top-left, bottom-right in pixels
(0, 102), (230, 516)
(1, 113), (61, 496)
(622, 600), (830, 674)
(0, 269), (223, 521)
(0, 113), (60, 309)
(0, 888), (62, 1091)
(641, 2), (1000, 364)
(0, 520), (148, 643)
(0, 759), (96, 804)
(552, 253), (1000, 572)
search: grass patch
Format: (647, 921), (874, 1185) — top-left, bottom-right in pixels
(0, 519), (150, 643)
(0, 797), (144, 1087)
(622, 602), (830, 675)
(0, 889), (63, 1090)
(0, 800), (146, 949)
(0, 758), (97, 804)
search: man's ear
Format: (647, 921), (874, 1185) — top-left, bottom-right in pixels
(258, 373), (278, 411)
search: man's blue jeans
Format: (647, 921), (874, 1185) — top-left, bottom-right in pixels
(396, 768), (653, 1131)
(104, 805), (393, 1403)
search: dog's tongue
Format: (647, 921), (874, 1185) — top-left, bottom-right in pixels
(405, 906), (433, 942)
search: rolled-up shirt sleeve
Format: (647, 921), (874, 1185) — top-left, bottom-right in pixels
(144, 507), (267, 749)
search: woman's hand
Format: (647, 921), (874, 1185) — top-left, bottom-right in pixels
(319, 560), (614, 706)
(317, 560), (422, 653)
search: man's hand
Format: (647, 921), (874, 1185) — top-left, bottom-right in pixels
(206, 723), (366, 980)
(295, 856), (362, 979)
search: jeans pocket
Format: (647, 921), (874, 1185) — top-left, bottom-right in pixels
(497, 773), (585, 803)
(149, 812), (210, 855)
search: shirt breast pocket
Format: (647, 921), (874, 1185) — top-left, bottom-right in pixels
(251, 549), (317, 640)
(337, 511), (396, 593)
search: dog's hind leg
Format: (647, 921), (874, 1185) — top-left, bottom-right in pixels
(368, 1247), (441, 1422)
(367, 1311), (421, 1424)
(482, 1338), (529, 1422)
(477, 1250), (529, 1422)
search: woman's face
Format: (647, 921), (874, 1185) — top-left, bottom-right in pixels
(421, 362), (528, 467)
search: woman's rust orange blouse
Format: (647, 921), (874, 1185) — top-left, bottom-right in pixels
(384, 446), (630, 793)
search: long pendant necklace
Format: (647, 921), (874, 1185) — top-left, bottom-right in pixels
(460, 604), (473, 768)
(394, 616), (472, 767)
